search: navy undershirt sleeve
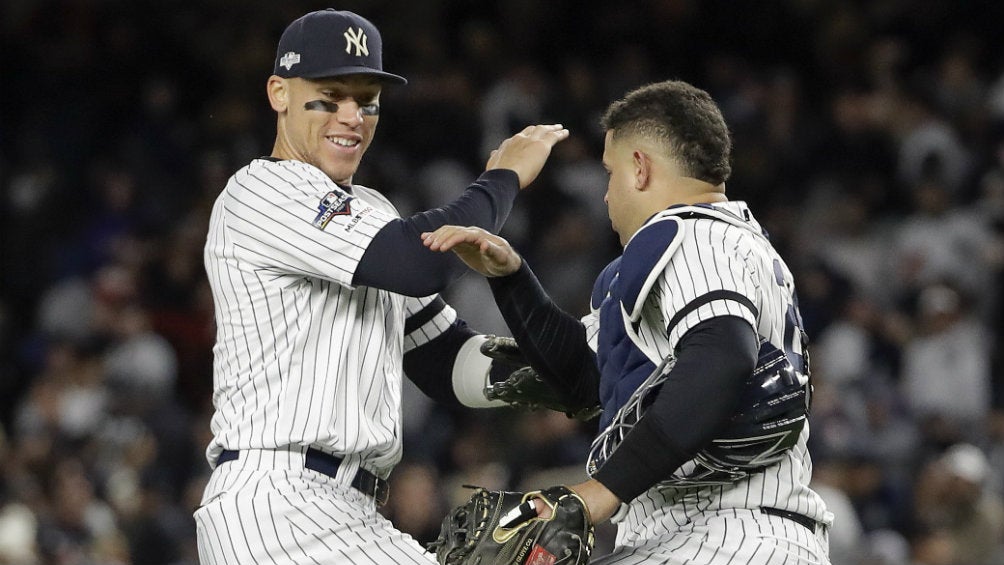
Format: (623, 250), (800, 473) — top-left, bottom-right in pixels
(353, 169), (519, 296)
(402, 313), (477, 408)
(593, 315), (758, 503)
(487, 260), (600, 409)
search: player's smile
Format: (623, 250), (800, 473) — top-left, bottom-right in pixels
(321, 131), (365, 158)
(325, 135), (361, 149)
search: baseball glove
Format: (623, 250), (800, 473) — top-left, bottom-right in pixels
(481, 336), (602, 421)
(428, 486), (594, 565)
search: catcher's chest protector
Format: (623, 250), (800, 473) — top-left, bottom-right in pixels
(592, 216), (683, 430)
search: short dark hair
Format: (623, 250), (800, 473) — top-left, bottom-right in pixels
(601, 80), (732, 185)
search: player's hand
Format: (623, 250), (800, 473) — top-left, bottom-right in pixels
(487, 124), (570, 189)
(527, 479), (619, 523)
(560, 479), (621, 524)
(421, 225), (522, 277)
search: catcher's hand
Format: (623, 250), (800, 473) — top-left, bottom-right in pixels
(428, 486), (594, 565)
(481, 336), (601, 421)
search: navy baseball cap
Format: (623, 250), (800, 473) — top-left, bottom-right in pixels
(273, 9), (407, 85)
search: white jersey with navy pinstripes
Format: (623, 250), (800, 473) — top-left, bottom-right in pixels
(584, 202), (832, 564)
(203, 157), (454, 476)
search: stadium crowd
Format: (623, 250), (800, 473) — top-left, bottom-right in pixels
(2, 1), (1004, 563)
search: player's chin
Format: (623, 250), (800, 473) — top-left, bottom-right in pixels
(319, 158), (362, 185)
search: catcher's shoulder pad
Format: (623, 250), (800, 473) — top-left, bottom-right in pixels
(590, 257), (621, 312)
(618, 214), (684, 322)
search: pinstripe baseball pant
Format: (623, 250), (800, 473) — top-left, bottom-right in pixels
(594, 507), (830, 565)
(194, 448), (436, 564)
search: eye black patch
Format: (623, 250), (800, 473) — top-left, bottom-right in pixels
(303, 100), (380, 116)
(305, 100), (340, 113)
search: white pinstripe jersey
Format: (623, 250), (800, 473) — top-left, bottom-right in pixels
(203, 158), (456, 477)
(583, 202), (831, 529)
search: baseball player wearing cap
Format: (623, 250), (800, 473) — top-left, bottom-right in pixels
(193, 9), (568, 564)
(424, 80), (833, 564)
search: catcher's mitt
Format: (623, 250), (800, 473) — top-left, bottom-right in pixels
(428, 486), (594, 565)
(481, 336), (601, 421)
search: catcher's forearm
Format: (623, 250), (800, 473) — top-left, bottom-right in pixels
(567, 479), (621, 524)
(487, 261), (600, 408)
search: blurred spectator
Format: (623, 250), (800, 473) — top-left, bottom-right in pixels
(892, 92), (973, 198)
(912, 443), (1004, 565)
(440, 414), (513, 508)
(802, 187), (897, 308)
(908, 526), (957, 565)
(811, 457), (866, 565)
(860, 529), (911, 565)
(900, 283), (993, 441)
(0, 424), (41, 564)
(479, 63), (548, 157)
(380, 460), (448, 545)
(0, 501), (39, 564)
(103, 304), (178, 405)
(812, 293), (888, 388)
(891, 176), (998, 308)
(35, 458), (129, 564)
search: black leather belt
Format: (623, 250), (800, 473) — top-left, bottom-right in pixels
(761, 507), (819, 532)
(217, 448), (389, 507)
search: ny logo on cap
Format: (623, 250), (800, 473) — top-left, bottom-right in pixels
(343, 27), (369, 57)
(279, 51), (301, 70)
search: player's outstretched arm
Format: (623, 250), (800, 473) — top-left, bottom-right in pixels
(352, 125), (566, 297)
(420, 225), (521, 277)
(487, 124), (569, 189)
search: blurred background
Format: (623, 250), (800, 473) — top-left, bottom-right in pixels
(3, 0), (1004, 563)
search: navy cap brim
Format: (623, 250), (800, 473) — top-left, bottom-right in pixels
(292, 66), (407, 85)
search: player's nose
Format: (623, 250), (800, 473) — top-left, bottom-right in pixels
(334, 100), (365, 126)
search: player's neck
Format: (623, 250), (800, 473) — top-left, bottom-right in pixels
(271, 134), (295, 162)
(678, 192), (728, 205)
(664, 179), (728, 206)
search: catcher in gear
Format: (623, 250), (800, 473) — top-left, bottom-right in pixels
(429, 486), (594, 565)
(424, 80), (832, 564)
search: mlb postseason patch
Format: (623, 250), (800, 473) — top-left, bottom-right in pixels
(312, 191), (353, 230)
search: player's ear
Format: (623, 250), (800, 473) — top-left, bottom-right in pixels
(633, 150), (651, 191)
(267, 76), (289, 112)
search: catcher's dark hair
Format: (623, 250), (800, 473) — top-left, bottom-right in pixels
(601, 80), (732, 186)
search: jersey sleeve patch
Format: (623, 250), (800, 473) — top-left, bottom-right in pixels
(619, 216), (683, 321)
(312, 191), (354, 230)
